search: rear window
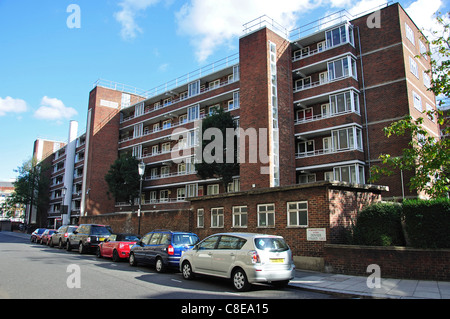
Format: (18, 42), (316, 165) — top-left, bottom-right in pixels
(254, 237), (289, 252)
(91, 226), (111, 236)
(172, 234), (199, 246)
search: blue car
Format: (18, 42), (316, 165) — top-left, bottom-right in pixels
(129, 230), (199, 272)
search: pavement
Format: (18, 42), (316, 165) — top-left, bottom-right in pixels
(2, 231), (449, 299)
(289, 269), (450, 299)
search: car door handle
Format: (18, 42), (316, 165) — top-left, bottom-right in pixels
(229, 253), (235, 257)
(207, 252), (213, 256)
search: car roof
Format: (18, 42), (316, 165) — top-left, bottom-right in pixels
(207, 232), (284, 239)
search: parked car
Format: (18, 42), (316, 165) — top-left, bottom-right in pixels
(30, 228), (47, 243)
(180, 232), (296, 291)
(129, 230), (199, 272)
(97, 233), (140, 261)
(66, 224), (112, 254)
(40, 229), (57, 245)
(49, 225), (78, 248)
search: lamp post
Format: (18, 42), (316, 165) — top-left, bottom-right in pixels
(137, 160), (145, 236)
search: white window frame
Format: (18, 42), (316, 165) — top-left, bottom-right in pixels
(177, 188), (185, 201)
(197, 208), (204, 228)
(187, 104), (200, 122)
(211, 207), (224, 228)
(409, 56), (419, 78)
(295, 77), (312, 90)
(232, 206), (248, 228)
(287, 201), (308, 227)
(405, 23), (415, 44)
(161, 166), (170, 177)
(257, 204), (275, 228)
(413, 91), (422, 111)
(207, 184), (219, 195)
(160, 190), (169, 202)
(161, 142), (171, 153)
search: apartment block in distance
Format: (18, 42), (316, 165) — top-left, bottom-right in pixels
(31, 3), (439, 233)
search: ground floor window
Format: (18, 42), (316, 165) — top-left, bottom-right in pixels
(287, 201), (308, 227)
(257, 204), (275, 227)
(232, 206), (247, 228)
(211, 207), (224, 228)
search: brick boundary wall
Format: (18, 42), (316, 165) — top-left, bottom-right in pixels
(324, 244), (450, 281)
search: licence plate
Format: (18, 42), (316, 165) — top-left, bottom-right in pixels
(99, 238), (105, 241)
(270, 258), (284, 263)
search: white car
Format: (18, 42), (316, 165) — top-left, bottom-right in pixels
(179, 232), (295, 291)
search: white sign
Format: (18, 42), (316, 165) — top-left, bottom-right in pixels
(307, 228), (326, 241)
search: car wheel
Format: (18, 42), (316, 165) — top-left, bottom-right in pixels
(181, 261), (194, 280)
(66, 241), (72, 251)
(129, 253), (137, 266)
(232, 268), (251, 292)
(48, 239), (53, 247)
(79, 242), (85, 254)
(96, 247), (102, 258)
(58, 239), (63, 249)
(112, 250), (120, 262)
(155, 257), (165, 273)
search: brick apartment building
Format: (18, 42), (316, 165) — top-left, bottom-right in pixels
(30, 3), (440, 260)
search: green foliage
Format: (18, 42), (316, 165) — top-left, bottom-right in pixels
(403, 198), (450, 249)
(352, 203), (405, 246)
(195, 107), (239, 188)
(104, 153), (141, 204)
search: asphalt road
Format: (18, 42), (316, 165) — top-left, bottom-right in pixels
(0, 231), (337, 303)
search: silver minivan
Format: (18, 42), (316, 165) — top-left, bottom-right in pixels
(179, 232), (295, 291)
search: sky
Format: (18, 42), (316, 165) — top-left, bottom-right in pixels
(0, 0), (448, 182)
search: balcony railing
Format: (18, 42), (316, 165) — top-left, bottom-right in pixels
(295, 146), (363, 159)
(294, 109), (359, 125)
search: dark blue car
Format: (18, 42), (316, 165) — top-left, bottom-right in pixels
(129, 230), (199, 272)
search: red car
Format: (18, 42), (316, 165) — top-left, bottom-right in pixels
(40, 229), (57, 245)
(97, 233), (140, 261)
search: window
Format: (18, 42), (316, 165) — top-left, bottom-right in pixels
(150, 191), (157, 203)
(153, 123), (160, 132)
(413, 91), (422, 111)
(328, 56), (357, 81)
(326, 24), (354, 48)
(178, 114), (187, 124)
(324, 171), (334, 181)
(333, 164), (365, 184)
(257, 204), (275, 227)
(188, 80), (200, 97)
(177, 163), (186, 175)
(208, 104), (220, 116)
(228, 91), (240, 110)
(161, 166), (170, 177)
(162, 142), (171, 153)
(198, 235), (219, 249)
(187, 183), (198, 198)
(232, 206), (247, 228)
(150, 232), (162, 245)
(331, 127), (362, 151)
(160, 190), (169, 202)
(150, 168), (158, 179)
(296, 108), (313, 122)
(319, 71), (328, 84)
(297, 140), (314, 157)
(151, 145), (159, 155)
(293, 47), (310, 60)
(423, 71), (431, 88)
(208, 80), (220, 90)
(211, 207), (224, 228)
(419, 40), (428, 60)
(177, 188), (185, 201)
(426, 103), (434, 121)
(409, 56), (419, 78)
(317, 41), (326, 52)
(162, 119), (172, 129)
(207, 184), (219, 195)
(187, 104), (200, 122)
(405, 23), (415, 44)
(295, 77), (311, 90)
(298, 174), (316, 184)
(217, 236), (246, 250)
(287, 201), (308, 227)
(227, 178), (240, 193)
(163, 98), (172, 106)
(197, 209), (204, 228)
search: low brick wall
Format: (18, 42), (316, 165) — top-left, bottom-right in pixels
(324, 244), (450, 281)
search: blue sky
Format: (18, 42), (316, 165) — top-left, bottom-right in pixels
(0, 0), (448, 181)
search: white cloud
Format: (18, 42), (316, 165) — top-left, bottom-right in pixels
(0, 96), (27, 116)
(114, 0), (161, 40)
(405, 0), (443, 37)
(34, 96), (78, 121)
(175, 0), (319, 62)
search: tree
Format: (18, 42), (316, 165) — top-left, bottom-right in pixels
(104, 153), (141, 209)
(370, 13), (450, 198)
(195, 107), (239, 190)
(11, 158), (51, 226)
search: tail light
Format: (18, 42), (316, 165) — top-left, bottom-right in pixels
(167, 244), (174, 255)
(250, 251), (260, 264)
(64, 233), (68, 238)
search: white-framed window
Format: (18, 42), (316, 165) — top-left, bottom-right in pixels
(227, 178), (240, 193)
(321, 103), (330, 118)
(319, 71), (328, 84)
(323, 136), (333, 153)
(211, 207), (224, 228)
(405, 23), (415, 44)
(178, 114), (187, 124)
(297, 140), (314, 157)
(228, 91), (240, 110)
(150, 167), (158, 179)
(207, 184), (219, 195)
(295, 77), (311, 90)
(160, 190), (169, 202)
(257, 204), (275, 227)
(419, 40), (428, 60)
(208, 104), (220, 116)
(188, 80), (200, 97)
(328, 56), (357, 81)
(186, 183), (198, 198)
(293, 47), (310, 60)
(177, 188), (185, 201)
(423, 71), (431, 88)
(161, 166), (170, 177)
(329, 90), (360, 115)
(413, 91), (422, 111)
(326, 24), (354, 48)
(324, 171), (334, 181)
(177, 163), (186, 175)
(152, 123), (160, 132)
(187, 104), (200, 122)
(149, 191), (157, 203)
(208, 80), (220, 90)
(151, 145), (159, 155)
(317, 40), (327, 52)
(163, 98), (172, 106)
(232, 206), (248, 228)
(161, 142), (171, 153)
(298, 174), (316, 184)
(331, 126), (363, 151)
(426, 103), (434, 121)
(180, 91), (188, 100)
(162, 119), (171, 129)
(333, 164), (365, 184)
(197, 208), (204, 228)
(287, 201), (308, 227)
(409, 56), (419, 78)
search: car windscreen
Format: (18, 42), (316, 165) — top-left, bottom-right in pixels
(254, 237), (289, 252)
(91, 226), (111, 235)
(172, 234), (199, 246)
(120, 235), (140, 241)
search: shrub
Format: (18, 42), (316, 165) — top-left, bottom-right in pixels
(402, 198), (450, 249)
(352, 202), (405, 246)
